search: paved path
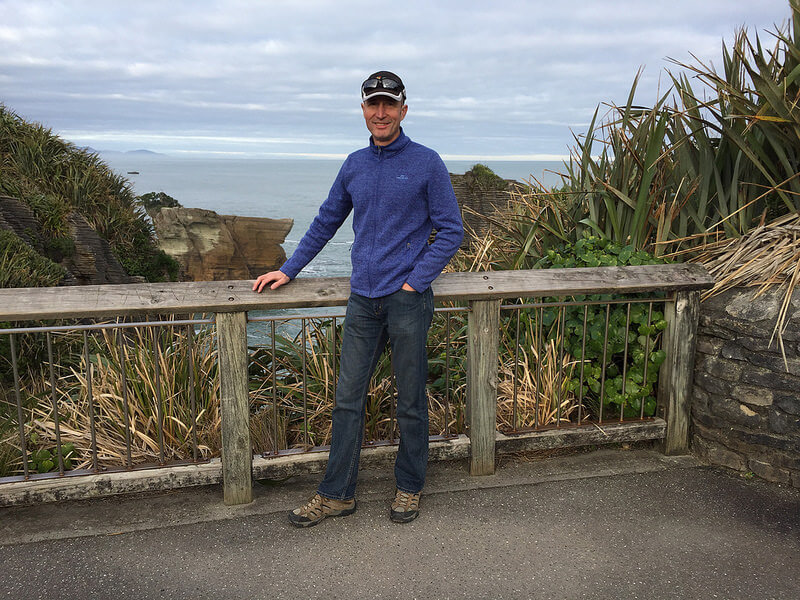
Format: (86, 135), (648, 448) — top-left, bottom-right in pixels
(1, 449), (798, 600)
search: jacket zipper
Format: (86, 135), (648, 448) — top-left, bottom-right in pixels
(367, 145), (383, 294)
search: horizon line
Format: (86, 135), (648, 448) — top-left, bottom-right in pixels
(102, 149), (572, 162)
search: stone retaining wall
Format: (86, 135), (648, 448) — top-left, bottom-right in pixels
(692, 287), (800, 487)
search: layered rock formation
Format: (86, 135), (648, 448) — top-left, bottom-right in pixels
(449, 172), (519, 247)
(152, 208), (293, 281)
(63, 212), (134, 284)
(0, 195), (136, 285)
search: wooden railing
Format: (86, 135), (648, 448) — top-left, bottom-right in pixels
(0, 264), (714, 505)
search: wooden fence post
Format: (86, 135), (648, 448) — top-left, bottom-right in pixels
(662, 290), (701, 455)
(467, 299), (501, 475)
(216, 311), (253, 504)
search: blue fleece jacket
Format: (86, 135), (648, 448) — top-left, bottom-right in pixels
(280, 130), (463, 298)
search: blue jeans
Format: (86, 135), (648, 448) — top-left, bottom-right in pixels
(317, 288), (435, 500)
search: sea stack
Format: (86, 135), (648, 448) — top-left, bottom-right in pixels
(152, 207), (293, 281)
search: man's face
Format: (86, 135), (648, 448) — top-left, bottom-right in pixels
(361, 96), (407, 146)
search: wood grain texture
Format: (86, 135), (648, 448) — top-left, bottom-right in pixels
(467, 299), (501, 476)
(496, 419), (666, 454)
(0, 461), (223, 507)
(0, 264), (713, 322)
(216, 311), (253, 505)
(663, 291), (701, 455)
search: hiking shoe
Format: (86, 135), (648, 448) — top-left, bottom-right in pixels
(288, 493), (356, 528)
(390, 489), (421, 523)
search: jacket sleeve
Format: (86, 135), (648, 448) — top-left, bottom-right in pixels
(280, 159), (353, 279)
(405, 154), (464, 292)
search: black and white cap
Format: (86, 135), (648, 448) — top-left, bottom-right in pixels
(361, 71), (406, 102)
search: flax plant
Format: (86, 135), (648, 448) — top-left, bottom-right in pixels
(16, 324), (220, 472)
(426, 309), (468, 436)
(471, 182), (577, 270)
(0, 386), (26, 477)
(251, 318), (340, 450)
(664, 41), (800, 241)
(466, 4), (800, 381)
(493, 3), (800, 267)
(497, 338), (581, 432)
(250, 311), (471, 451)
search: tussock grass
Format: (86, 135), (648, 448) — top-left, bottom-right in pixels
(6, 324), (220, 472)
(675, 213), (800, 365)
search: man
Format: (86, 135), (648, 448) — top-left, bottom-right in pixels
(253, 71), (463, 527)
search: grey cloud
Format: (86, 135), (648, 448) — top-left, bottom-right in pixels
(0, 0), (792, 156)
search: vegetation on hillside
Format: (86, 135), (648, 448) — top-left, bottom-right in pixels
(0, 229), (66, 288)
(463, 163), (509, 191)
(0, 104), (178, 286)
(138, 191), (182, 215)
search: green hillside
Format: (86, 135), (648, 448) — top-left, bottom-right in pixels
(0, 104), (177, 287)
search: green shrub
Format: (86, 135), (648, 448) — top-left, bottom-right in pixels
(137, 191), (182, 214)
(536, 236), (667, 270)
(44, 236), (75, 261)
(465, 163), (508, 191)
(0, 229), (66, 287)
(114, 218), (180, 282)
(533, 236), (668, 418)
(27, 434), (75, 473)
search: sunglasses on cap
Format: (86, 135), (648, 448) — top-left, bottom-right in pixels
(361, 76), (405, 100)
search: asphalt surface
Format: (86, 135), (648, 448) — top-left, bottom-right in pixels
(1, 449), (798, 600)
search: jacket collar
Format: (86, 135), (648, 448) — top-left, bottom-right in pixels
(369, 128), (410, 156)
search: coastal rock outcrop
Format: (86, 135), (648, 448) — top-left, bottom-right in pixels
(449, 172), (519, 247)
(152, 207), (293, 281)
(0, 196), (44, 252)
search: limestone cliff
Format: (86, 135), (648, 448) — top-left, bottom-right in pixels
(152, 208), (293, 281)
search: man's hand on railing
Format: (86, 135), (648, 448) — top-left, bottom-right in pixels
(253, 270), (290, 293)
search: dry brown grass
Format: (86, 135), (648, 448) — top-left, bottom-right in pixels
(26, 326), (220, 470)
(497, 337), (583, 432)
(667, 213), (800, 367)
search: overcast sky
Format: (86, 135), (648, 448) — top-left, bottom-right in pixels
(0, 0), (792, 159)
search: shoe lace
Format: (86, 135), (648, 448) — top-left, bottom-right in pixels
(299, 494), (324, 516)
(393, 490), (419, 511)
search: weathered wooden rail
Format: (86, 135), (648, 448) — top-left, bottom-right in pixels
(0, 264), (713, 506)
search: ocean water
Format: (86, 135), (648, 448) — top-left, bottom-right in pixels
(102, 154), (566, 279)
